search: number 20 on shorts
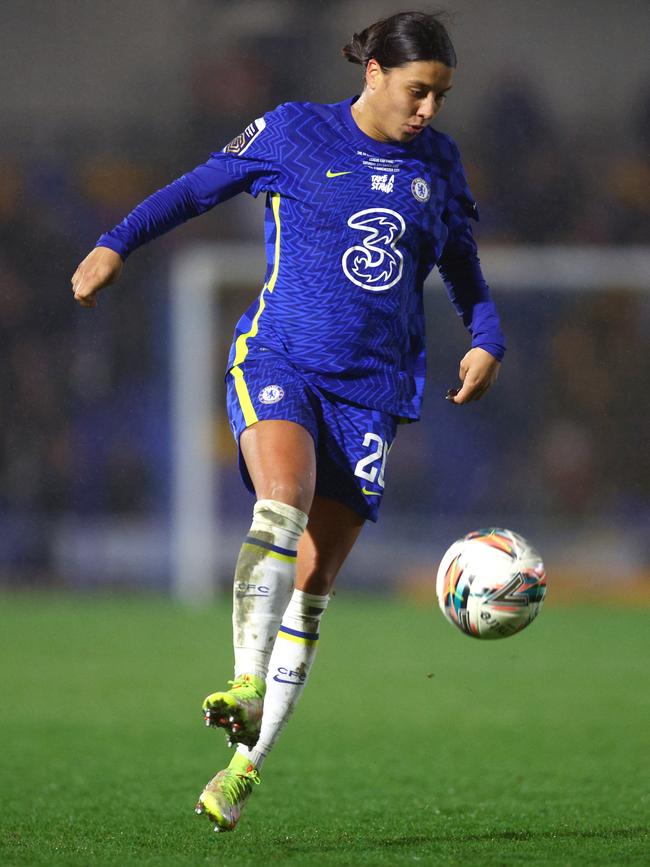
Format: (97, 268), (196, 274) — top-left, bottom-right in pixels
(354, 433), (390, 488)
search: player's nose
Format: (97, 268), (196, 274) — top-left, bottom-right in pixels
(417, 94), (436, 121)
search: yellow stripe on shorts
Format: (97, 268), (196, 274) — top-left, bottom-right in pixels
(230, 193), (283, 427)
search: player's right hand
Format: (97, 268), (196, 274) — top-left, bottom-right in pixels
(71, 246), (123, 308)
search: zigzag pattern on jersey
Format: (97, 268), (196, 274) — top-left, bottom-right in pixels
(225, 100), (479, 419)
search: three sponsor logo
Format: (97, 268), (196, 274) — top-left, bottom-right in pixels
(342, 208), (406, 292)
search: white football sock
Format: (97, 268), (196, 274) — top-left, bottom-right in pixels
(232, 499), (308, 680)
(237, 588), (329, 769)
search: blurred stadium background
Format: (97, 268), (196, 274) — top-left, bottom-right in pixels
(1, 0), (648, 601)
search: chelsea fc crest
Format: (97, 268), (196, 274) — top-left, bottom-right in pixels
(258, 384), (285, 405)
(411, 177), (430, 203)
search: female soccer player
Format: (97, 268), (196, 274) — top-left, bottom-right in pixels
(71, 11), (504, 832)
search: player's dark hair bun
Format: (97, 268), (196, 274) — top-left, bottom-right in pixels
(341, 10), (456, 70)
(341, 29), (370, 66)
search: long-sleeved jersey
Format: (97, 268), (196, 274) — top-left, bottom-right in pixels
(98, 96), (505, 419)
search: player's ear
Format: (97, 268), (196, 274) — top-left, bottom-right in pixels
(365, 58), (382, 91)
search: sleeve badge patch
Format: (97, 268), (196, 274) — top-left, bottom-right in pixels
(223, 117), (266, 155)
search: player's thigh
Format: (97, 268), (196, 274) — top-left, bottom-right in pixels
(240, 419), (317, 514)
(295, 495), (365, 595)
(227, 357), (319, 513)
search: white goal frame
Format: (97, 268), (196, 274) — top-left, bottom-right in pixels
(169, 243), (650, 602)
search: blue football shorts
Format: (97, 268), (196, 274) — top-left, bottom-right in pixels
(226, 355), (398, 522)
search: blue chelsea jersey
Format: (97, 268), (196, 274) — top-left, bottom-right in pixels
(222, 98), (490, 419)
(98, 97), (505, 419)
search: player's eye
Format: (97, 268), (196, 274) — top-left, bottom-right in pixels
(435, 93), (447, 103)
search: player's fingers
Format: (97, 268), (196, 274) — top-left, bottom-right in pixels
(451, 392), (470, 404)
(470, 376), (495, 400)
(73, 279), (99, 307)
(75, 293), (97, 307)
(74, 294), (97, 308)
(452, 379), (478, 404)
(71, 274), (86, 296)
(72, 275), (86, 297)
(466, 384), (489, 402)
(73, 270), (104, 298)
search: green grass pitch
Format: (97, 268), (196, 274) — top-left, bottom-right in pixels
(0, 591), (647, 866)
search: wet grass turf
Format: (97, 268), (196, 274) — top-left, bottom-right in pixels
(0, 591), (648, 865)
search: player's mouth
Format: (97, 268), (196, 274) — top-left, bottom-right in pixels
(405, 123), (426, 135)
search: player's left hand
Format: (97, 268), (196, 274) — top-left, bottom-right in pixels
(447, 347), (500, 404)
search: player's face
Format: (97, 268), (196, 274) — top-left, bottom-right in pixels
(363, 60), (454, 143)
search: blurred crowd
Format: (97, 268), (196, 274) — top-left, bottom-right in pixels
(466, 75), (650, 245)
(0, 52), (649, 579)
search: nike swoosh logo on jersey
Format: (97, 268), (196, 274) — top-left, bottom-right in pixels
(361, 487), (382, 497)
(326, 169), (353, 178)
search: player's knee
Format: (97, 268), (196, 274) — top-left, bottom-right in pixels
(260, 478), (313, 514)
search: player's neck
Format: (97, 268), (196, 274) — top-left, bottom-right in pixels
(350, 94), (391, 143)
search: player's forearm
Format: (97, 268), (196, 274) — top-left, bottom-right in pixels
(96, 176), (201, 260)
(437, 252), (506, 361)
(95, 152), (259, 259)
